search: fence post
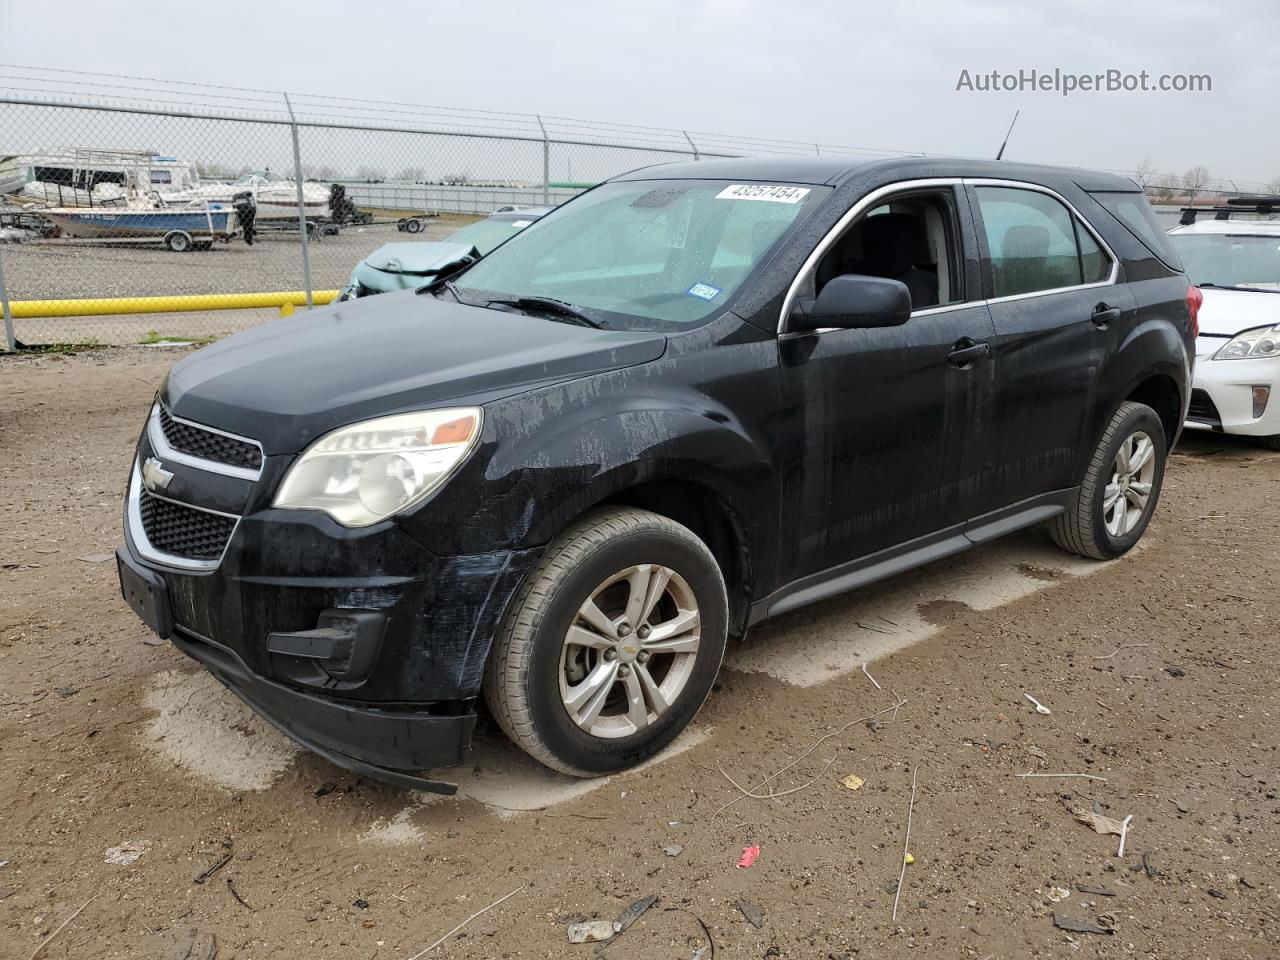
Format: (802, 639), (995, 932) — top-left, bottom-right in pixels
(0, 247), (14, 352)
(682, 131), (700, 161)
(282, 91), (314, 308)
(536, 115), (550, 205)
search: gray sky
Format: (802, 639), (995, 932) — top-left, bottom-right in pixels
(3, 0), (1278, 185)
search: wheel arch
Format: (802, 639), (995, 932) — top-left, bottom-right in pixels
(594, 478), (754, 639)
(1124, 372), (1184, 448)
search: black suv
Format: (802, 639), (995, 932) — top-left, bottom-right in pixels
(118, 157), (1195, 792)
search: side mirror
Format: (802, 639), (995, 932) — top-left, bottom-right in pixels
(790, 274), (912, 331)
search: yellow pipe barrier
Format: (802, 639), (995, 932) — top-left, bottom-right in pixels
(9, 290), (341, 319)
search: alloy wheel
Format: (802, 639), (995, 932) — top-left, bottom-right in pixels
(558, 563), (701, 739)
(1104, 430), (1156, 536)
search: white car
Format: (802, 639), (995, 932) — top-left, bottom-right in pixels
(1167, 203), (1280, 449)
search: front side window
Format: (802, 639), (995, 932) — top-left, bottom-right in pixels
(1168, 232), (1280, 289)
(811, 190), (964, 310)
(452, 179), (828, 332)
(975, 186), (1111, 297)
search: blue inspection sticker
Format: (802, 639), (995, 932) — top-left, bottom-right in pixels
(687, 282), (722, 301)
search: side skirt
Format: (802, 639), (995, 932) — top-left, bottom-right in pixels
(749, 488), (1076, 625)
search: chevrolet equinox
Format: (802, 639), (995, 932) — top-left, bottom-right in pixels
(118, 157), (1196, 792)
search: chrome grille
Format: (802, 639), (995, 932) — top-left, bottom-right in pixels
(137, 488), (236, 561)
(159, 405), (262, 471)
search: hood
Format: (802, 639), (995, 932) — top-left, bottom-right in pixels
(363, 241), (477, 275)
(164, 290), (667, 454)
(1197, 286), (1280, 337)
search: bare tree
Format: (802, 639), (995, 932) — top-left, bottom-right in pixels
(354, 166), (386, 182)
(397, 166), (427, 182)
(1182, 165), (1211, 202)
(1266, 176), (1280, 196)
(1132, 157), (1157, 191)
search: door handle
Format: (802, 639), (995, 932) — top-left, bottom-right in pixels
(1092, 303), (1121, 329)
(947, 338), (991, 368)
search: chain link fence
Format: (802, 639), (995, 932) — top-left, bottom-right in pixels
(1, 65), (1273, 349)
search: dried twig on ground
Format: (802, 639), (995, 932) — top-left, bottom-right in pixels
(193, 853), (232, 884)
(1014, 771), (1109, 782)
(711, 698), (907, 820)
(861, 662), (882, 690)
(225, 878), (254, 911)
(28, 895), (96, 960)
(405, 885), (525, 959)
(891, 766), (919, 923)
(717, 757), (835, 801)
(1092, 643), (1150, 660)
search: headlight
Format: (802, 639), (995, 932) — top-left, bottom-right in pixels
(1213, 324), (1280, 360)
(274, 408), (482, 527)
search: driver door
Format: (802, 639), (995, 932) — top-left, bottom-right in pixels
(773, 182), (998, 587)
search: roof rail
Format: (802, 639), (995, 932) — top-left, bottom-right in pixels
(1179, 197), (1280, 225)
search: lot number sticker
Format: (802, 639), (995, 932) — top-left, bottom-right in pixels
(716, 184), (811, 204)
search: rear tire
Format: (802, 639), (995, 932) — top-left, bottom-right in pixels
(1049, 401), (1167, 560)
(483, 507), (728, 777)
(1257, 435), (1280, 451)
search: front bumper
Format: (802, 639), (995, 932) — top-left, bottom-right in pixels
(1187, 340), (1280, 437)
(172, 618), (475, 793)
(120, 434), (542, 789)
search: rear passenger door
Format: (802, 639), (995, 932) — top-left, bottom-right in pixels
(965, 182), (1126, 518)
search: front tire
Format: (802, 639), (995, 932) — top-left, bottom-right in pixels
(483, 508), (728, 776)
(1050, 401), (1167, 560)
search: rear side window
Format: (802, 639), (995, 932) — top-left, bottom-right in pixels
(1089, 190), (1183, 270)
(975, 187), (1112, 297)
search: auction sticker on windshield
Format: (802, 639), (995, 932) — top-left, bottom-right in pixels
(716, 184), (811, 204)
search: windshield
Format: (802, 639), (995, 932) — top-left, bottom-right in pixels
(451, 179), (827, 331)
(1169, 232), (1280, 289)
(446, 216), (537, 256)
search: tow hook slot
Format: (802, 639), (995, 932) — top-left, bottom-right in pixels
(268, 609), (386, 681)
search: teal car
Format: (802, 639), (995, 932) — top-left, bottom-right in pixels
(339, 206), (549, 300)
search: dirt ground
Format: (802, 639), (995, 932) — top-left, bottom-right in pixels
(2, 348), (1277, 960)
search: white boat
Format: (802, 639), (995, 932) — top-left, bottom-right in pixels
(0, 149), (200, 208)
(1, 153), (332, 222)
(164, 170), (331, 221)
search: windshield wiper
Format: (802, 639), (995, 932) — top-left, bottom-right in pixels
(486, 296), (608, 328)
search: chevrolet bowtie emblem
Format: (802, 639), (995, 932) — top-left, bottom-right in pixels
(142, 456), (175, 493)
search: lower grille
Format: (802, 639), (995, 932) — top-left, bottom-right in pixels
(138, 489), (236, 561)
(1187, 388), (1222, 428)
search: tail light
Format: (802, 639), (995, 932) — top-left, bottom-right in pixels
(1187, 284), (1203, 338)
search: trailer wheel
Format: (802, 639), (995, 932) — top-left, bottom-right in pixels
(403, 218), (423, 234)
(164, 230), (193, 252)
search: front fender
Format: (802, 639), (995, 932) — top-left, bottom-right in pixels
(400, 368), (778, 563)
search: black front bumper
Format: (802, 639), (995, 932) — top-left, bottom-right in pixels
(170, 622), (473, 794)
(118, 524), (542, 794)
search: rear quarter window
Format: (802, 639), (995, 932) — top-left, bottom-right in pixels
(1089, 191), (1183, 270)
